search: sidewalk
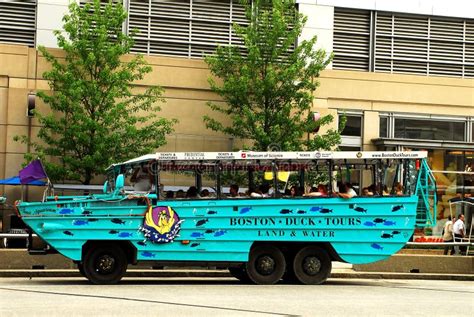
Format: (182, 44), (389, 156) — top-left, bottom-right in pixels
(0, 250), (472, 281)
(0, 267), (472, 281)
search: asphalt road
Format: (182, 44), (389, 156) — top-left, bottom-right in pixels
(0, 277), (472, 316)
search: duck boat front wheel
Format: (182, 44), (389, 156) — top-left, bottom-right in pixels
(83, 244), (127, 284)
(246, 245), (286, 285)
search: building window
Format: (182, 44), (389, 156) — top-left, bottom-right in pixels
(333, 8), (474, 78)
(394, 118), (465, 141)
(338, 112), (362, 150)
(379, 116), (388, 137)
(340, 114), (362, 137)
(0, 0), (37, 47)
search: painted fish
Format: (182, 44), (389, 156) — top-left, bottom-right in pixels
(87, 218), (99, 222)
(373, 218), (386, 223)
(137, 241), (147, 246)
(72, 220), (88, 226)
(207, 210), (218, 215)
(214, 230), (227, 237)
(81, 210), (92, 215)
(280, 209), (293, 214)
(141, 251), (155, 258)
(371, 243), (384, 250)
(204, 229), (215, 234)
(63, 230), (74, 236)
(320, 208), (333, 214)
(59, 208), (74, 215)
(354, 207), (367, 213)
(195, 219), (209, 227)
(383, 220), (397, 226)
(297, 210), (307, 214)
(111, 218), (125, 225)
(191, 232), (205, 238)
(392, 205), (404, 212)
(363, 221), (377, 227)
(381, 233), (393, 239)
(190, 243), (200, 248)
(392, 230), (401, 235)
(118, 232), (133, 238)
(309, 206), (322, 212)
(240, 207), (252, 214)
(109, 230), (119, 234)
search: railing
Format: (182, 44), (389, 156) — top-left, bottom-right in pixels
(415, 159), (437, 228)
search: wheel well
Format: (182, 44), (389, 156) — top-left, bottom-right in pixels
(250, 241), (344, 262)
(82, 240), (137, 265)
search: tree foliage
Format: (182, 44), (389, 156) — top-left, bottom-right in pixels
(16, 0), (175, 184)
(204, 0), (342, 151)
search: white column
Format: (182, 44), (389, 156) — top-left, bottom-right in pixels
(298, 2), (334, 69)
(36, 0), (73, 48)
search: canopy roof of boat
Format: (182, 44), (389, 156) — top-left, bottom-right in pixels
(107, 151), (427, 172)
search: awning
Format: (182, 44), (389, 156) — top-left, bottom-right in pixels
(0, 176), (46, 186)
(372, 138), (474, 150)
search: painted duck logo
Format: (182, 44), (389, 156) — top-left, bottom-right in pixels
(140, 206), (183, 243)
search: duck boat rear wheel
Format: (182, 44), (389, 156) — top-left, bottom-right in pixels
(293, 246), (331, 285)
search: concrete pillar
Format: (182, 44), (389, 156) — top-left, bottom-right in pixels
(36, 0), (72, 48)
(362, 110), (379, 151)
(297, 2), (334, 69)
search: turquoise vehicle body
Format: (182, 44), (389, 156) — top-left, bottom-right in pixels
(16, 151), (437, 284)
(18, 196), (419, 264)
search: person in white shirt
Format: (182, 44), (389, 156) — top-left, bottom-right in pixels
(131, 166), (153, 192)
(335, 182), (357, 199)
(453, 214), (466, 255)
(442, 216), (454, 255)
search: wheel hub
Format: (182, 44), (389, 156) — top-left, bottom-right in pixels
(256, 255), (275, 276)
(96, 255), (115, 274)
(302, 256), (321, 275)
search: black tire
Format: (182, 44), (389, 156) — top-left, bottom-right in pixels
(83, 244), (127, 284)
(228, 267), (251, 283)
(246, 246), (286, 285)
(77, 262), (86, 278)
(293, 246), (331, 285)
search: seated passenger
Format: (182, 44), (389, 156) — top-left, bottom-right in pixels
(304, 186), (321, 197)
(336, 182), (357, 199)
(229, 184), (240, 198)
(393, 182), (404, 196)
(304, 184), (327, 197)
(317, 184), (328, 197)
(175, 189), (185, 198)
(368, 184), (377, 195)
(200, 189), (210, 198)
(165, 190), (174, 199)
(186, 186), (199, 198)
(131, 166), (153, 192)
(361, 187), (373, 196)
(251, 183), (270, 198)
(289, 186), (301, 197)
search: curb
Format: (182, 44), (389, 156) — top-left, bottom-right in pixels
(1, 269), (473, 281)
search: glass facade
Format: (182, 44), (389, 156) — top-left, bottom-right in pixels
(394, 118), (465, 141)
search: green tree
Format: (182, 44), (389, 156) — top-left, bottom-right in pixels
(204, 0), (342, 151)
(16, 0), (175, 184)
